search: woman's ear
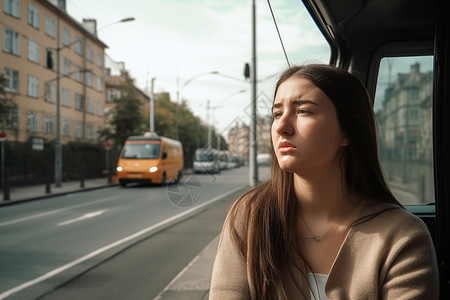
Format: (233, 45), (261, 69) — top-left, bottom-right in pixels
(340, 134), (348, 146)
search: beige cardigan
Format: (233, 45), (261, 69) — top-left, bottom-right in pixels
(209, 201), (439, 299)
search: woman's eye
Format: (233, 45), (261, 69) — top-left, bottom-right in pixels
(273, 111), (282, 118)
(297, 108), (309, 114)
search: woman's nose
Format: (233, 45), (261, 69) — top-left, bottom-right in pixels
(274, 113), (294, 136)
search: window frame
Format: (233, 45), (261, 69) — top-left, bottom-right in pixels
(27, 74), (39, 98)
(28, 3), (39, 28)
(4, 27), (21, 56)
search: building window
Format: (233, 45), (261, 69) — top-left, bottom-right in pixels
(97, 101), (103, 116)
(97, 52), (103, 67)
(28, 3), (39, 28)
(62, 88), (71, 107)
(75, 121), (83, 138)
(44, 114), (54, 134)
(45, 16), (55, 38)
(75, 65), (84, 82)
(3, 27), (20, 55)
(3, 68), (19, 92)
(27, 75), (39, 98)
(62, 27), (70, 46)
(86, 97), (94, 114)
(86, 44), (94, 62)
(75, 36), (84, 55)
(28, 39), (39, 63)
(86, 124), (94, 140)
(5, 107), (19, 129)
(86, 72), (94, 87)
(4, 0), (20, 18)
(97, 77), (103, 91)
(45, 81), (56, 103)
(75, 93), (83, 111)
(62, 57), (71, 76)
(62, 118), (71, 136)
(27, 111), (39, 132)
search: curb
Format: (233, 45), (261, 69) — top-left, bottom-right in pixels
(0, 183), (119, 207)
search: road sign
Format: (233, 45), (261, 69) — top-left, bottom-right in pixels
(0, 131), (6, 142)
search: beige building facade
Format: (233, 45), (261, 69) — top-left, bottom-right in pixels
(227, 116), (272, 162)
(1, 0), (107, 143)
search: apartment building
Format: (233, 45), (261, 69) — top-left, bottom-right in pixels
(227, 116), (272, 162)
(1, 0), (107, 143)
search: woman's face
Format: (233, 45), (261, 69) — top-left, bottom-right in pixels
(271, 76), (347, 174)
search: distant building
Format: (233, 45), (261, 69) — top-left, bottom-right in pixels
(1, 0), (107, 143)
(104, 66), (150, 134)
(377, 62), (432, 162)
(227, 115), (272, 162)
(376, 62), (433, 202)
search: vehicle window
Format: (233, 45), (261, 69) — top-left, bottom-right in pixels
(374, 56), (434, 205)
(122, 143), (160, 159)
(195, 152), (215, 162)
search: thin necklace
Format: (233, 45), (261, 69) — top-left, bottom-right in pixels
(298, 205), (355, 242)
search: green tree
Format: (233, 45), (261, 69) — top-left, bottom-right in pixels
(141, 93), (227, 168)
(100, 73), (144, 146)
(0, 74), (17, 130)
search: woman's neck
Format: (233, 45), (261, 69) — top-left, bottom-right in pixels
(293, 169), (355, 219)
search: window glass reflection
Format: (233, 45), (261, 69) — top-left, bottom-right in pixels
(375, 56), (434, 205)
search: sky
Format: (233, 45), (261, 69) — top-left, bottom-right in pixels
(65, 0), (331, 136)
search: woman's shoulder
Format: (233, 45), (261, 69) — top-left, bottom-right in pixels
(356, 199), (431, 236)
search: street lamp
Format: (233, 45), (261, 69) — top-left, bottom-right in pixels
(54, 17), (135, 187)
(98, 17), (136, 32)
(175, 71), (219, 140)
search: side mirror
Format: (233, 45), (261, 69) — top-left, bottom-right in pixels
(162, 152), (167, 159)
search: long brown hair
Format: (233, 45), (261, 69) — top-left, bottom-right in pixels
(226, 64), (400, 298)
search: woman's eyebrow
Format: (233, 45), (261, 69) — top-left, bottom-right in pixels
(272, 99), (318, 111)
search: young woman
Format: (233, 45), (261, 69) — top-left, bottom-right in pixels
(209, 64), (439, 299)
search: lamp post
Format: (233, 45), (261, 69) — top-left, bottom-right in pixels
(175, 71), (219, 140)
(249, 0), (258, 187)
(150, 77), (156, 132)
(54, 17), (135, 187)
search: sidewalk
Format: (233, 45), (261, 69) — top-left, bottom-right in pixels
(0, 177), (117, 206)
(154, 236), (219, 300)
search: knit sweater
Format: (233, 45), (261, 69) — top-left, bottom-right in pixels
(209, 200), (439, 299)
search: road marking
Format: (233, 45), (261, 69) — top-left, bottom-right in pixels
(0, 186), (245, 300)
(57, 210), (107, 226)
(0, 196), (118, 227)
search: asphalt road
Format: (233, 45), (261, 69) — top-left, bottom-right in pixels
(0, 166), (270, 299)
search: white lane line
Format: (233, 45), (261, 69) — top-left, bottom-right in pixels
(0, 196), (118, 227)
(0, 186), (244, 300)
(58, 210), (107, 226)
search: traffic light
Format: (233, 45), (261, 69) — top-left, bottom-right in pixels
(244, 63), (250, 80)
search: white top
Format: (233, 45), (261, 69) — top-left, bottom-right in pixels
(308, 273), (328, 300)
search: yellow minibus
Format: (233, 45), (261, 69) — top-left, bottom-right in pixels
(116, 132), (183, 187)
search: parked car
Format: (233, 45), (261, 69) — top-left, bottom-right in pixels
(193, 148), (220, 174)
(256, 153), (271, 166)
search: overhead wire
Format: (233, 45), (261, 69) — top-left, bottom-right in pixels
(266, 0), (291, 67)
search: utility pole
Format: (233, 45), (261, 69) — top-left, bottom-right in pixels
(249, 0), (258, 187)
(55, 16), (62, 187)
(207, 100), (212, 149)
(150, 77), (155, 132)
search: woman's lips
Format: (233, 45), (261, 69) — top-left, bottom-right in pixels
(278, 141), (296, 153)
